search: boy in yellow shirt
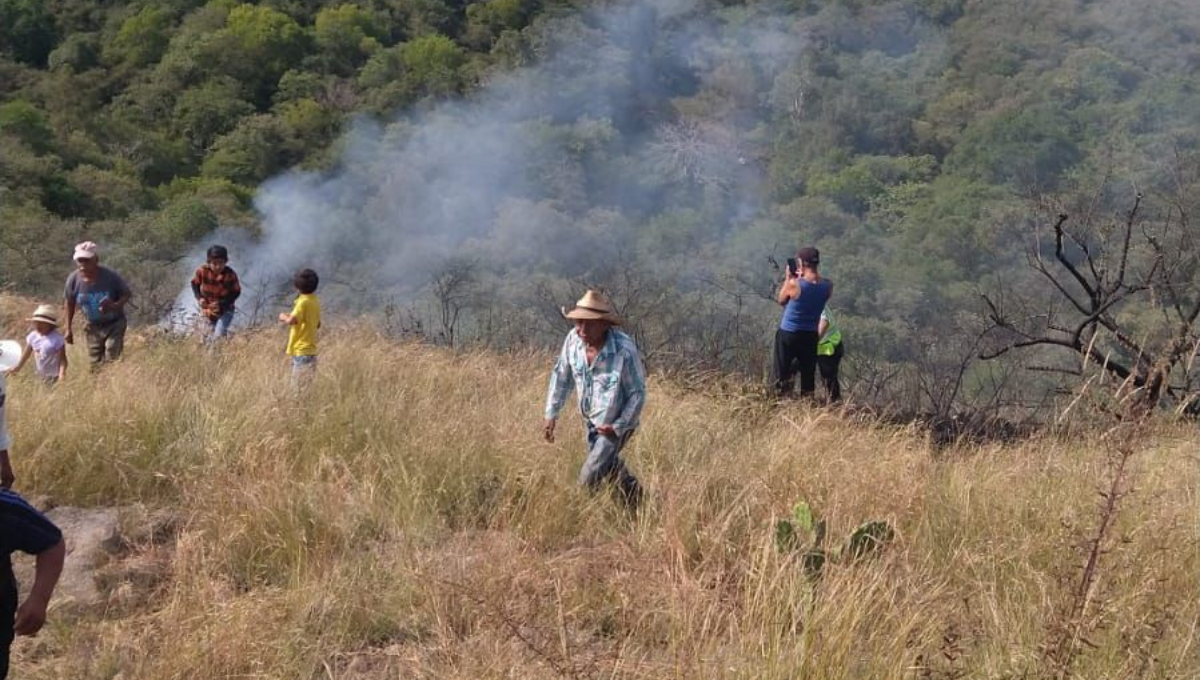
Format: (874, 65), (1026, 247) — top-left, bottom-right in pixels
(278, 268), (321, 383)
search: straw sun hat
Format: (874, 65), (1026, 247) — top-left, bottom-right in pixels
(28, 304), (59, 327)
(561, 290), (623, 325)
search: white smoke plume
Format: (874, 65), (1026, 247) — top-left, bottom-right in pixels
(171, 0), (807, 331)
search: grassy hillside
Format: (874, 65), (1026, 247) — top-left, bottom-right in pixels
(5, 0), (1200, 416)
(1, 295), (1196, 678)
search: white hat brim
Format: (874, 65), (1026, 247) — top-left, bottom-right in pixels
(0, 340), (21, 371)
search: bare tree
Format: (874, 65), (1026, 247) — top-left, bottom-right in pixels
(429, 257), (479, 348)
(648, 118), (741, 194)
(981, 189), (1200, 416)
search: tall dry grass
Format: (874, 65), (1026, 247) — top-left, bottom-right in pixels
(1, 304), (1197, 678)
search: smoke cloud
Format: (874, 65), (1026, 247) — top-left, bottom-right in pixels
(173, 0), (808, 331)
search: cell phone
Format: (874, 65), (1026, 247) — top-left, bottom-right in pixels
(786, 258), (798, 276)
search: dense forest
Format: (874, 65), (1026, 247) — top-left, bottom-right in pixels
(2, 0), (1199, 415)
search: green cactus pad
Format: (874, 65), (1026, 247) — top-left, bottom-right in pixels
(844, 520), (894, 560)
(792, 501), (815, 534)
(774, 519), (797, 553)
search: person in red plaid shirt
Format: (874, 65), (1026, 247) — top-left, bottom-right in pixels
(190, 245), (241, 341)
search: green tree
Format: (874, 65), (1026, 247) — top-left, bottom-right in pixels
(0, 134), (60, 206)
(807, 155), (937, 215)
(66, 164), (154, 218)
(0, 100), (54, 153)
(206, 4), (308, 103)
(0, 203), (84, 293)
(155, 197), (220, 244)
(173, 78), (257, 154)
(916, 0), (965, 24)
(275, 69), (325, 104)
(277, 98), (338, 160)
(384, 0), (459, 40)
(401, 33), (465, 97)
(1050, 47), (1140, 106)
(313, 3), (384, 72)
(945, 105), (1082, 189)
(463, 0), (537, 49)
(159, 176), (254, 225)
(893, 175), (1009, 283)
(106, 6), (173, 67)
(0, 0), (57, 65)
(47, 32), (100, 71)
(201, 114), (286, 185)
(357, 45), (409, 112)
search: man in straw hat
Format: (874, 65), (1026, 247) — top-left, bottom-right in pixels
(63, 241), (132, 366)
(544, 290), (646, 509)
(5, 305), (69, 384)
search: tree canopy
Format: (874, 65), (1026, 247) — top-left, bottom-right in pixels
(2, 0), (1198, 413)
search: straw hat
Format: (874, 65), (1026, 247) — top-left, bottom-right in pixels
(561, 290), (622, 325)
(28, 304), (58, 327)
(0, 340), (20, 372)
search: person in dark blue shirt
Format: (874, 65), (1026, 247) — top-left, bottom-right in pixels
(0, 490), (64, 679)
(774, 246), (833, 399)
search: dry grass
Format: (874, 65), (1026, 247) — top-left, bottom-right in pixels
(1, 297), (1197, 679)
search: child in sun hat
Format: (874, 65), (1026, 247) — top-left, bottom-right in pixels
(5, 305), (69, 385)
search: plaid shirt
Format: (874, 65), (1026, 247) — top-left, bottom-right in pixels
(191, 265), (241, 319)
(544, 328), (647, 436)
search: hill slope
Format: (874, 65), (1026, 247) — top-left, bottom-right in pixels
(1, 303), (1196, 677)
(4, 0), (1200, 410)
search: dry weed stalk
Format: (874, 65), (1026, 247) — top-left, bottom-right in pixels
(1041, 364), (1165, 677)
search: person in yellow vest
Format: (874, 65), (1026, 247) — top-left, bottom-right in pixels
(816, 309), (843, 403)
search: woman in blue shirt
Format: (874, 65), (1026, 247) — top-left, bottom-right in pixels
(774, 246), (833, 398)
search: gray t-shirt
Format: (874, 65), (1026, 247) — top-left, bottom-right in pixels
(65, 266), (131, 325)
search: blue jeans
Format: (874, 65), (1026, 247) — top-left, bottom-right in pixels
(205, 311), (234, 342)
(580, 423), (643, 508)
(291, 355), (317, 387)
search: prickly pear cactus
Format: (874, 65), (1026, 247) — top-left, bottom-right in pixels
(774, 518), (798, 553)
(792, 501), (815, 534)
(775, 498), (894, 579)
(844, 520), (895, 560)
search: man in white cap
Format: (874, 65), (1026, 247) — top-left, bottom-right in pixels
(62, 242), (133, 366)
(543, 290), (646, 508)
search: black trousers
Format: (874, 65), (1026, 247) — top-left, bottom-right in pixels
(1, 566), (15, 680)
(816, 341), (844, 403)
(774, 329), (819, 397)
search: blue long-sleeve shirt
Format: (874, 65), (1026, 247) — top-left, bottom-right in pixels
(544, 328), (647, 436)
(1, 489), (63, 588)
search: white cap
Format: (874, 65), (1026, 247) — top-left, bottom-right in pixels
(73, 241), (99, 260)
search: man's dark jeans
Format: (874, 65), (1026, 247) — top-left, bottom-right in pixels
(580, 424), (643, 509)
